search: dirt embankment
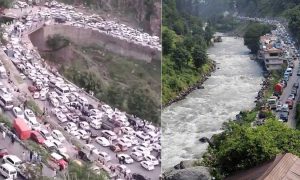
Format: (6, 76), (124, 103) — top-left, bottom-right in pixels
(29, 25), (160, 62)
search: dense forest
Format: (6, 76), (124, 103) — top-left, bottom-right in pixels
(162, 0), (214, 105)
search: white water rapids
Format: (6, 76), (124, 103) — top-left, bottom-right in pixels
(161, 36), (264, 169)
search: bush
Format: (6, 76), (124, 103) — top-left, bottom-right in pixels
(46, 34), (70, 50)
(0, 113), (12, 128)
(26, 100), (43, 116)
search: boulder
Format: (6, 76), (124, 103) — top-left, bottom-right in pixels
(163, 166), (211, 180)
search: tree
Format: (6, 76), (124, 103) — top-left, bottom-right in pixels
(0, 0), (12, 8)
(192, 45), (207, 68)
(243, 23), (272, 54)
(162, 27), (175, 55)
(205, 119), (300, 177)
(171, 46), (190, 70)
(127, 87), (159, 124)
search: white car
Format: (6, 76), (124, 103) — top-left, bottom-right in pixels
(39, 129), (53, 140)
(132, 146), (151, 155)
(69, 130), (81, 139)
(123, 135), (139, 145)
(118, 138), (132, 147)
(52, 139), (67, 154)
(144, 154), (159, 166)
(89, 109), (102, 115)
(12, 107), (24, 119)
(151, 143), (161, 151)
(90, 120), (102, 130)
(33, 92), (40, 99)
(40, 92), (47, 101)
(49, 97), (59, 107)
(140, 161), (154, 171)
(56, 112), (68, 123)
(66, 122), (77, 131)
(121, 127), (135, 135)
(117, 154), (134, 164)
(77, 129), (89, 140)
(3, 155), (22, 169)
(98, 152), (111, 162)
(95, 136), (110, 147)
(79, 121), (90, 130)
(51, 130), (65, 142)
(58, 105), (69, 113)
(24, 109), (36, 122)
(66, 113), (79, 122)
(101, 130), (117, 140)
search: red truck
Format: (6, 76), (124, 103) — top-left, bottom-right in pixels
(13, 118), (31, 140)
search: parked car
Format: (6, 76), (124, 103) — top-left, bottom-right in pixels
(117, 154), (134, 164)
(39, 129), (53, 141)
(98, 152), (111, 162)
(51, 130), (65, 142)
(0, 148), (8, 158)
(140, 161), (154, 171)
(31, 131), (45, 144)
(286, 99), (294, 109)
(12, 107), (24, 119)
(95, 136), (110, 147)
(3, 155), (22, 169)
(101, 130), (117, 140)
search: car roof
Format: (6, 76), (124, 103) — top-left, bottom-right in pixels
(5, 155), (21, 162)
(1, 163), (16, 170)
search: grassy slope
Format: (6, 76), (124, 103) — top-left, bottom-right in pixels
(42, 44), (161, 123)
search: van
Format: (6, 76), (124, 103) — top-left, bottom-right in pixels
(0, 163), (17, 179)
(55, 84), (70, 96)
(130, 152), (143, 162)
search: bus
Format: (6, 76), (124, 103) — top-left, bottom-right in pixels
(0, 94), (13, 110)
(55, 84), (70, 96)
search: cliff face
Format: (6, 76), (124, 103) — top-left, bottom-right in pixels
(56, 0), (161, 36)
(110, 0), (161, 36)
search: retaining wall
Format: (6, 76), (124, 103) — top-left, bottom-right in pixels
(29, 25), (161, 62)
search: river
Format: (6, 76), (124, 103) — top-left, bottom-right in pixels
(161, 36), (264, 169)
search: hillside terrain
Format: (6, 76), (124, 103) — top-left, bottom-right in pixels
(162, 0), (214, 105)
(39, 37), (161, 124)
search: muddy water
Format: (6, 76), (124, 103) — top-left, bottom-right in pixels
(162, 36), (264, 169)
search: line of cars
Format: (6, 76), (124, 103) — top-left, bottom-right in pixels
(11, 0), (161, 51)
(1, 5), (161, 179)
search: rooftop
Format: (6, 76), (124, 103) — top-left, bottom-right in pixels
(226, 153), (300, 180)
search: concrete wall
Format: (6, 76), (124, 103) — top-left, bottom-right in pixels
(29, 25), (161, 62)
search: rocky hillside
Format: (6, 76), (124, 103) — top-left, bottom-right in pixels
(56, 0), (161, 36)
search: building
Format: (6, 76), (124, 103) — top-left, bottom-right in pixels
(259, 35), (285, 71)
(226, 153), (300, 180)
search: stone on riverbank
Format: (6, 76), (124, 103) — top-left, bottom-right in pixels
(163, 166), (211, 180)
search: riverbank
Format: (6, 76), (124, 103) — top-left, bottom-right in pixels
(162, 60), (216, 108)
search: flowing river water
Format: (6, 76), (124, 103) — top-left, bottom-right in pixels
(161, 36), (264, 169)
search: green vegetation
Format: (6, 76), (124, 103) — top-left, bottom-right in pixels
(0, 113), (12, 128)
(46, 34), (70, 51)
(162, 0), (214, 105)
(203, 118), (300, 179)
(26, 100), (43, 116)
(43, 44), (160, 124)
(285, 6), (300, 44)
(0, 0), (12, 8)
(67, 161), (107, 180)
(296, 104), (300, 129)
(243, 23), (272, 54)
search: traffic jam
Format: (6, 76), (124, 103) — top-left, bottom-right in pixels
(0, 1), (161, 179)
(246, 17), (300, 123)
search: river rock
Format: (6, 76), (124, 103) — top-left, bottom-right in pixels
(163, 166), (211, 180)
